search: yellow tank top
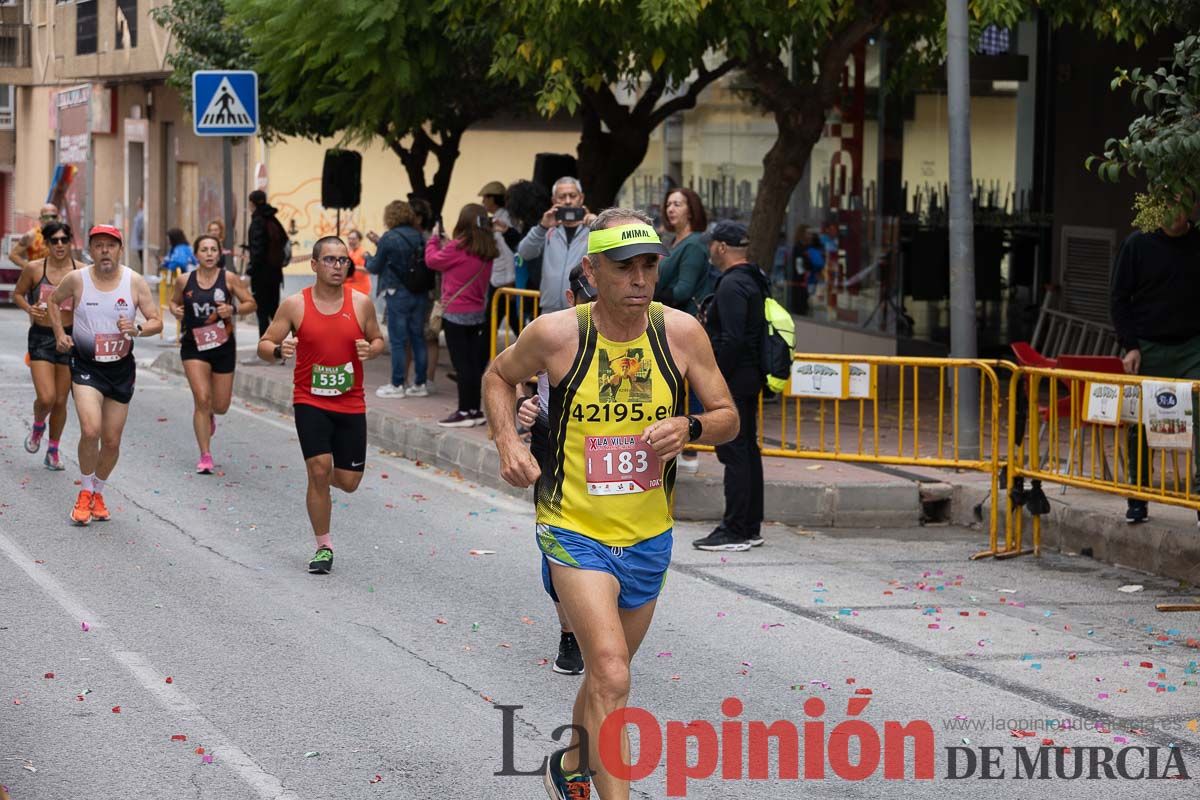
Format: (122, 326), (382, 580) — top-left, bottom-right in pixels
(536, 302), (684, 546)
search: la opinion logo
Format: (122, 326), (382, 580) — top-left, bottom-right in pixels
(1155, 390), (1178, 410)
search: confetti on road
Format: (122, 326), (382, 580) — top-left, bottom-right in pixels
(468, 549), (496, 556)
(1118, 585), (1144, 593)
(80, 622), (90, 632)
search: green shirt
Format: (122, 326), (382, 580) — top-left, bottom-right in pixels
(655, 232), (710, 315)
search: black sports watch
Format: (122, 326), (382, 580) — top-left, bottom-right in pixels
(686, 415), (702, 443)
(273, 344), (283, 360)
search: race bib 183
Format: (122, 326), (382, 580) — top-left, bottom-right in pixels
(584, 435), (662, 496)
(310, 362), (355, 396)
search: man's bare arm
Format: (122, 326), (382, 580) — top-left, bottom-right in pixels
(483, 317), (557, 488)
(46, 272), (79, 349)
(355, 292), (386, 360)
(257, 295), (300, 360)
(132, 274), (164, 337)
(9, 233), (31, 270)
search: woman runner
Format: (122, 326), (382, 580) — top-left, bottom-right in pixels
(12, 221), (79, 470)
(170, 234), (257, 473)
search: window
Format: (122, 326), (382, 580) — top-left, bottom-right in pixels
(75, 0), (96, 55)
(0, 85), (13, 130)
(115, 0), (136, 50)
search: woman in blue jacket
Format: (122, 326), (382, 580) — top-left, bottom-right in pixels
(161, 228), (198, 273)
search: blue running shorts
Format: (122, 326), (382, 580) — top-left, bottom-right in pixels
(538, 524), (672, 610)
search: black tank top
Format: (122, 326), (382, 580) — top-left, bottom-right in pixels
(182, 269), (234, 346)
(27, 259), (77, 329)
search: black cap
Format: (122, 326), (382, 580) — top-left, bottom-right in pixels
(701, 220), (750, 247)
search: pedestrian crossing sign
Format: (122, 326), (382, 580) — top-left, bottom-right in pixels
(192, 70), (259, 136)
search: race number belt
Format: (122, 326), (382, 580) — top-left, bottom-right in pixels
(311, 362), (355, 396)
(584, 435), (662, 496)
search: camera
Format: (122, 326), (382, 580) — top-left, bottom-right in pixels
(476, 214), (492, 230)
(556, 207), (585, 223)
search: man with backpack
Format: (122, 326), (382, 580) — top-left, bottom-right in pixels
(246, 190), (290, 336)
(693, 221), (770, 552)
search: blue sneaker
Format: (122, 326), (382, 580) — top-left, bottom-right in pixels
(544, 748), (590, 800)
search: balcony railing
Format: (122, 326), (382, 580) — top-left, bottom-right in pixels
(0, 23), (30, 69)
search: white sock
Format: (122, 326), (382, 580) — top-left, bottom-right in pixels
(93, 477), (106, 494)
(81, 473), (94, 491)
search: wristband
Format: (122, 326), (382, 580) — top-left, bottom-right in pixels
(273, 344), (283, 360)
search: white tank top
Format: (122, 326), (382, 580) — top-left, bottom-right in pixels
(73, 266), (135, 363)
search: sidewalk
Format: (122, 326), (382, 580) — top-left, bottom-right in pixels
(146, 319), (1200, 585)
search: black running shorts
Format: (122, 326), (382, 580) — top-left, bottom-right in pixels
(180, 338), (236, 374)
(293, 403), (367, 471)
(28, 325), (71, 365)
(70, 353), (136, 404)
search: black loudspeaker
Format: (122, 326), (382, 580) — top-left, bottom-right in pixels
(321, 149), (362, 209)
(532, 153), (579, 192)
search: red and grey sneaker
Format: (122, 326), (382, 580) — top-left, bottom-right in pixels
(44, 449), (65, 471)
(25, 423), (46, 454)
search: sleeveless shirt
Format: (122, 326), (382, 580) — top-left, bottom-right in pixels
(292, 285), (367, 414)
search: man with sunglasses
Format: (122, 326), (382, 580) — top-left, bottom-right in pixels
(10, 204), (61, 270)
(258, 236), (385, 574)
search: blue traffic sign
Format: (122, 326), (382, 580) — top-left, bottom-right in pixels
(192, 70), (259, 137)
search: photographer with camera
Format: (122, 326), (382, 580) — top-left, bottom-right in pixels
(516, 177), (597, 314)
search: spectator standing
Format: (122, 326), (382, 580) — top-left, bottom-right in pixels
(656, 188), (710, 314)
(1110, 208), (1200, 524)
(367, 202), (428, 398)
(409, 196), (442, 387)
(344, 229), (373, 296)
(132, 199), (146, 272)
(206, 219), (228, 270)
(426, 204), (496, 427)
(692, 221), (767, 552)
(517, 177), (595, 314)
(246, 189), (289, 336)
(161, 228), (198, 274)
(479, 181), (515, 234)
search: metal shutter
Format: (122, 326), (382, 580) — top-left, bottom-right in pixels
(1059, 226), (1116, 325)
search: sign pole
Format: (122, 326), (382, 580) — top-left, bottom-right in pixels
(222, 137), (234, 264)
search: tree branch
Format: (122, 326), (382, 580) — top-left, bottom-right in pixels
(647, 58), (740, 127)
(580, 83), (632, 130)
(631, 69), (669, 120)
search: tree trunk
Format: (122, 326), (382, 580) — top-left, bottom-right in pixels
(386, 126), (466, 218)
(747, 116), (825, 270)
(575, 103), (652, 211)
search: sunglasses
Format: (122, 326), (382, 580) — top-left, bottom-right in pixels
(48, 236), (70, 244)
(319, 255), (353, 268)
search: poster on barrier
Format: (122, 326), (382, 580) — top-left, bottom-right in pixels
(1142, 380), (1193, 450)
(1120, 384), (1140, 424)
(1083, 382), (1121, 425)
(789, 361), (848, 399)
(847, 362), (875, 400)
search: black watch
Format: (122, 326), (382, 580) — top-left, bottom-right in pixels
(686, 415), (702, 443)
(273, 344), (283, 360)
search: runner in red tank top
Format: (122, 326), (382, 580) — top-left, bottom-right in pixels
(258, 236), (385, 574)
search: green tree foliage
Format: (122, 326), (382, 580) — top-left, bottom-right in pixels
(150, 0), (251, 110)
(478, 0), (1184, 267)
(476, 0), (740, 210)
(1089, 33), (1200, 230)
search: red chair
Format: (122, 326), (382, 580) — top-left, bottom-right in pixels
(1010, 341), (1057, 369)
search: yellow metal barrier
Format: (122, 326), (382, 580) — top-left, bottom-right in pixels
(684, 354), (1009, 559)
(1005, 364), (1200, 558)
(489, 287), (540, 360)
(156, 268), (180, 341)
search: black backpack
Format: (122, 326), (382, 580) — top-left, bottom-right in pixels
(397, 230), (434, 294)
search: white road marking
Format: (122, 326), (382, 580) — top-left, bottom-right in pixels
(0, 527), (301, 800)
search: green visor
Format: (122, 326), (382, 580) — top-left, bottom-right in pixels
(586, 223), (669, 262)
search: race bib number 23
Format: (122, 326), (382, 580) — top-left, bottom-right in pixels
(584, 436), (662, 496)
(311, 362), (355, 396)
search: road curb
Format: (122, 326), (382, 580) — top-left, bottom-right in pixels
(149, 351), (927, 529)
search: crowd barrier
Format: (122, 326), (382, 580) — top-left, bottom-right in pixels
(485, 291), (1200, 577)
(489, 287), (540, 361)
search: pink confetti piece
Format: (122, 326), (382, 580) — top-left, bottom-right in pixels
(1113, 736), (1128, 745)
(657, 651), (673, 658)
(716, 611), (727, 618)
(1097, 692), (1109, 699)
(80, 621), (90, 632)
(202, 754), (214, 764)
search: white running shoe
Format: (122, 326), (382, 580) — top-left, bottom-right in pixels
(375, 384), (407, 398)
(406, 383), (429, 397)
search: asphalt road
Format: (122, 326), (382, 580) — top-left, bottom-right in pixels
(0, 306), (1198, 800)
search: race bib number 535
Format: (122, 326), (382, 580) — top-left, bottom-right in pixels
(311, 362), (355, 396)
(584, 436), (662, 496)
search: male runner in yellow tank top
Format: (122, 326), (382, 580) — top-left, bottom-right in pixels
(484, 207), (738, 800)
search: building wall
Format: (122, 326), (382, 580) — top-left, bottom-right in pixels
(262, 127), (579, 273)
(901, 93), (1017, 197)
(12, 85), (53, 230)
